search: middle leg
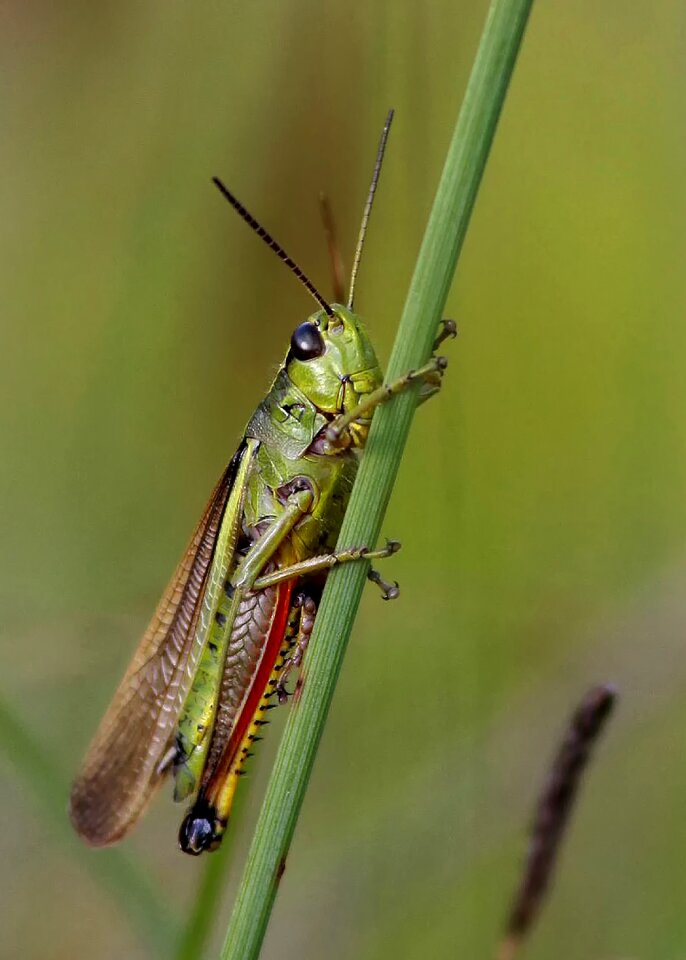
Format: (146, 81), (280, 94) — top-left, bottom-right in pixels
(251, 538), (401, 591)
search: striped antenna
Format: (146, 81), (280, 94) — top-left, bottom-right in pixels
(347, 108), (394, 310)
(212, 177), (333, 317)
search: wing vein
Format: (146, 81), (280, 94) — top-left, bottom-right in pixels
(69, 450), (248, 846)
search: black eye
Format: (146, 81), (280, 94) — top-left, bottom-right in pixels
(290, 321), (324, 361)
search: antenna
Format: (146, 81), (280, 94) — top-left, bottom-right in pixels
(212, 177), (333, 317)
(319, 192), (346, 304)
(347, 108), (394, 310)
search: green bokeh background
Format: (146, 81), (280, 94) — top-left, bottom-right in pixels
(2, 2), (686, 958)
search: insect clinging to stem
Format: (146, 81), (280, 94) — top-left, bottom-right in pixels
(69, 109), (455, 855)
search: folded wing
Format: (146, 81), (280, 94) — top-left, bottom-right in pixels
(69, 454), (243, 846)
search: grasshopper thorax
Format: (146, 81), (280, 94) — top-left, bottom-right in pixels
(285, 304), (382, 418)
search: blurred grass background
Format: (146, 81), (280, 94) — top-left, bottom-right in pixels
(2, 1), (686, 958)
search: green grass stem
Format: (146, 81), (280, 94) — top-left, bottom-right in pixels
(220, 0), (535, 956)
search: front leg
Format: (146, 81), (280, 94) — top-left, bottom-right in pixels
(325, 318), (455, 446)
(418, 319), (458, 405)
(325, 357), (447, 446)
(433, 318), (457, 352)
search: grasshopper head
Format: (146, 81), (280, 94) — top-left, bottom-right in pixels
(286, 304), (382, 417)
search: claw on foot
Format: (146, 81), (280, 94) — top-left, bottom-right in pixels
(433, 318), (457, 352)
(276, 677), (291, 704)
(358, 538), (401, 562)
(372, 537), (400, 558)
(368, 567), (401, 601)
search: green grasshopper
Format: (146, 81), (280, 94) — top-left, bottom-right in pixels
(69, 111), (453, 855)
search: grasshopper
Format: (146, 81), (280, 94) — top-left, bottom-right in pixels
(69, 111), (453, 855)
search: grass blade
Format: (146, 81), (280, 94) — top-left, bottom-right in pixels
(221, 0), (536, 955)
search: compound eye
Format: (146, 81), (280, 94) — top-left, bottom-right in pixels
(290, 321), (325, 361)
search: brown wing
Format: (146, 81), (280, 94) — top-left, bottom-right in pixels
(69, 455), (241, 847)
